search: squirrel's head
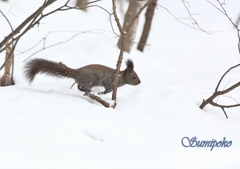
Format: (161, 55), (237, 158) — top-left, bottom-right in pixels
(123, 59), (141, 86)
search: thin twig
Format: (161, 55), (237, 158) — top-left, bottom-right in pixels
(0, 0), (56, 52)
(210, 100), (240, 109)
(200, 63), (240, 118)
(0, 0), (57, 71)
(180, 0), (211, 34)
(0, 9), (15, 84)
(222, 95), (240, 105)
(207, 0), (240, 53)
(22, 30), (92, 62)
(215, 63), (240, 92)
(1, 0), (104, 70)
(216, 78), (231, 103)
(156, 3), (214, 34)
(70, 82), (76, 89)
(111, 0), (153, 108)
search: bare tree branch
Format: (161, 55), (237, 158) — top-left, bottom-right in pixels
(0, 0), (104, 71)
(215, 63), (240, 92)
(21, 30), (108, 62)
(209, 100), (240, 119)
(0, 0), (58, 71)
(111, 0), (153, 108)
(111, 0), (126, 108)
(210, 101), (240, 109)
(0, 9), (15, 85)
(207, 0), (240, 53)
(84, 93), (111, 108)
(199, 1), (240, 118)
(180, 0), (210, 34)
(156, 3), (214, 34)
(0, 0), (56, 52)
(200, 63), (240, 118)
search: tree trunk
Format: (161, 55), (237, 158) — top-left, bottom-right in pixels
(117, 0), (144, 53)
(75, 0), (88, 11)
(236, 12), (240, 25)
(0, 43), (14, 86)
(137, 0), (156, 52)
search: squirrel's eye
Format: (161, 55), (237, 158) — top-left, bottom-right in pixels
(133, 77), (136, 79)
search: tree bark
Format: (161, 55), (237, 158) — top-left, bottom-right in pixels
(137, 0), (156, 52)
(117, 0), (144, 53)
(75, 0), (88, 11)
(0, 43), (14, 86)
(236, 12), (240, 25)
(112, 0), (153, 108)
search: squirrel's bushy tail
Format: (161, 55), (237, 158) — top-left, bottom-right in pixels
(24, 58), (76, 83)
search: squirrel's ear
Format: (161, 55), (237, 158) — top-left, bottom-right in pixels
(124, 59), (134, 76)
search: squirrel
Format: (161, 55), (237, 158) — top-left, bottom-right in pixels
(24, 58), (141, 94)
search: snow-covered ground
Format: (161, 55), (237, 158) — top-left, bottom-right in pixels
(0, 0), (240, 169)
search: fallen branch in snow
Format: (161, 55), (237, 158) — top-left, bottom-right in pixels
(199, 63), (240, 119)
(84, 93), (112, 108)
(200, 1), (240, 118)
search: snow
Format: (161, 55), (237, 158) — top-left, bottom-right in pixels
(0, 0), (240, 169)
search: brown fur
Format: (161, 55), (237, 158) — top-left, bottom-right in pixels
(24, 59), (141, 94)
